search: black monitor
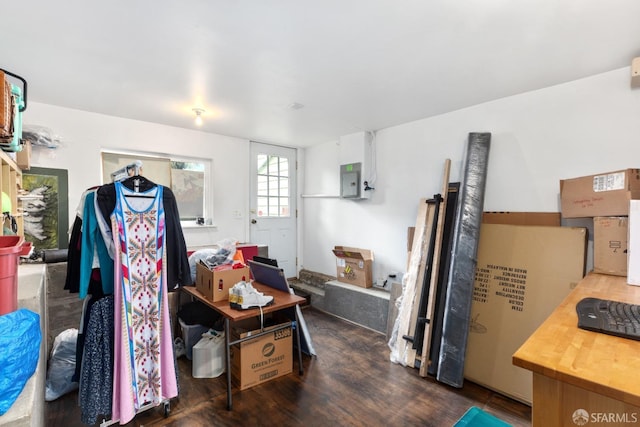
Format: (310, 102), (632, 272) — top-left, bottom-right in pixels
(252, 256), (278, 267)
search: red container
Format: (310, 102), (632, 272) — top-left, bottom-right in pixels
(0, 235), (24, 316)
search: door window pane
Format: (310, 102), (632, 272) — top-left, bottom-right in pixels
(280, 197), (289, 216)
(257, 175), (268, 196)
(280, 158), (289, 177)
(257, 196), (268, 217)
(256, 153), (291, 218)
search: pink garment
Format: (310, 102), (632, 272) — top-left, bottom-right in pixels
(110, 183), (177, 424)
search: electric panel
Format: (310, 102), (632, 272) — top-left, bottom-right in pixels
(340, 163), (361, 198)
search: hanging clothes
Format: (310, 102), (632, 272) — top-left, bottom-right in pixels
(79, 190), (114, 298)
(96, 179), (191, 289)
(65, 186), (101, 293)
(79, 295), (114, 425)
(110, 181), (178, 424)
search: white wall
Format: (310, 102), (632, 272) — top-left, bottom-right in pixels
(20, 67), (640, 280)
(23, 103), (250, 248)
(302, 67), (640, 283)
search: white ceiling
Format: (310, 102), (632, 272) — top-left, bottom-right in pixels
(3, 1), (640, 148)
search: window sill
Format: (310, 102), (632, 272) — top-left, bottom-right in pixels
(181, 221), (217, 229)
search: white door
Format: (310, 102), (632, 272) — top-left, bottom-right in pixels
(249, 142), (297, 278)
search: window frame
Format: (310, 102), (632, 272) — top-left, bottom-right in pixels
(100, 149), (213, 228)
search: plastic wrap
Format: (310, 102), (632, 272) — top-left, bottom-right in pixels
(437, 132), (491, 388)
(0, 308), (41, 415)
(45, 328), (79, 401)
(187, 238), (239, 283)
(22, 124), (60, 148)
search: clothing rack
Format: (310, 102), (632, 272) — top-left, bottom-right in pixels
(109, 160), (143, 183)
(100, 400), (171, 427)
(65, 175), (190, 425)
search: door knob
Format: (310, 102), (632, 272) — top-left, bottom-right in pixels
(251, 219), (257, 224)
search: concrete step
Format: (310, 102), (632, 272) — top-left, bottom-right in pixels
(291, 277), (390, 334)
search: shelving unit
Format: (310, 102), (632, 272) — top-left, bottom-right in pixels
(0, 150), (23, 236)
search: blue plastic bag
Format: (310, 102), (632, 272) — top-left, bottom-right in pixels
(0, 308), (41, 415)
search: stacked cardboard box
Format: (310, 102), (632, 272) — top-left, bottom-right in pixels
(560, 169), (639, 278)
(560, 169), (640, 218)
(593, 217), (628, 276)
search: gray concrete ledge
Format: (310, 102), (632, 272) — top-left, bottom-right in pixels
(290, 277), (390, 334)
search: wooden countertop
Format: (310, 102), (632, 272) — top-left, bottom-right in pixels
(513, 272), (640, 406)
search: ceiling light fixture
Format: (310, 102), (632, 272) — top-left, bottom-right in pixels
(192, 108), (205, 126)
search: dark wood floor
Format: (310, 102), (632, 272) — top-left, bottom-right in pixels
(45, 305), (531, 427)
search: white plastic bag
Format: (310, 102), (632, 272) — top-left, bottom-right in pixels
(45, 328), (79, 401)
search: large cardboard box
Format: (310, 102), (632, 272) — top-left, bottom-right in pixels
(593, 216), (628, 276)
(560, 169), (640, 218)
(195, 262), (250, 302)
(230, 319), (293, 390)
(332, 246), (373, 288)
(482, 211), (560, 226)
(464, 224), (586, 404)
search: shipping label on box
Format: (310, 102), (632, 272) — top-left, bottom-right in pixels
(230, 321), (293, 390)
(464, 224), (586, 404)
(594, 216), (628, 277)
(195, 262), (250, 302)
(332, 246), (373, 288)
(560, 169), (640, 218)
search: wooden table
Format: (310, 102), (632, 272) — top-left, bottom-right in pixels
(181, 283), (305, 410)
(513, 273), (640, 426)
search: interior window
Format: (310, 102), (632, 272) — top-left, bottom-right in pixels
(101, 150), (211, 225)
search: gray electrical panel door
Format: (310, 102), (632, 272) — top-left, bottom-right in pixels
(341, 163), (362, 198)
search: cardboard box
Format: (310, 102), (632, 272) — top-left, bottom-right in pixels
(464, 224), (586, 404)
(16, 140), (30, 170)
(560, 169), (640, 218)
(482, 212), (560, 226)
(195, 262), (250, 302)
(230, 319), (293, 390)
(332, 246), (373, 288)
(628, 201), (640, 285)
(593, 216), (628, 276)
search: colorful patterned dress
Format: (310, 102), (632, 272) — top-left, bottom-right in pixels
(110, 181), (178, 424)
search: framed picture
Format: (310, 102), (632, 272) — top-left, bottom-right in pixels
(22, 167), (69, 250)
